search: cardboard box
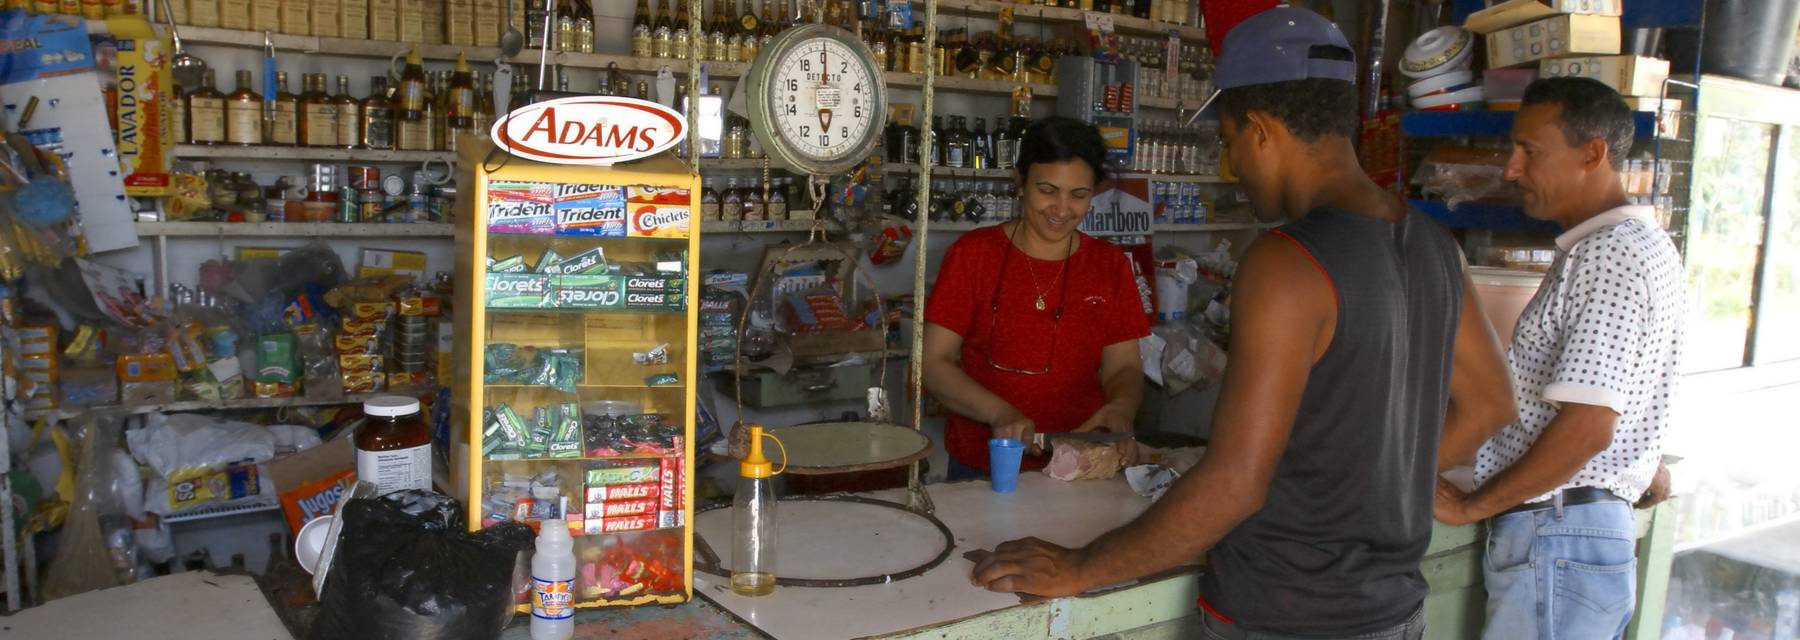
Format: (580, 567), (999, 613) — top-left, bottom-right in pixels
(473, 0), (500, 48)
(1540, 55), (1670, 97)
(113, 33), (173, 196)
(218, 0), (250, 29)
(341, 0), (369, 39)
(1486, 14), (1620, 69)
(446, 0), (475, 46)
(250, 0), (280, 31)
(310, 0), (340, 37)
(1464, 0), (1622, 35)
(188, 0), (219, 26)
(1623, 97), (1686, 139)
(368, 0), (398, 41)
(268, 437), (356, 534)
(278, 0), (308, 34)
(357, 248), (427, 279)
(398, 0), (425, 43)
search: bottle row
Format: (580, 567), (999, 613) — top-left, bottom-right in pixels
(699, 177), (800, 222)
(170, 164), (453, 224)
(174, 52), (486, 152)
(888, 176), (1020, 224)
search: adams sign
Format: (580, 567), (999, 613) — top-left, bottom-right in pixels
(491, 96), (687, 165)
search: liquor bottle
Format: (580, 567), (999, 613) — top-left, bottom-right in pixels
(765, 174), (787, 220)
(928, 115), (944, 166)
(187, 70), (225, 145)
(970, 117), (992, 169)
(738, 0), (760, 61)
(333, 75), (361, 149)
(526, 0), (548, 49)
(653, 0), (674, 58)
(473, 72), (494, 136)
(944, 115), (970, 169)
(707, 0), (727, 61)
(268, 70), (298, 146)
(395, 47), (430, 150)
(171, 84), (188, 146)
(742, 180), (765, 221)
(225, 69), (264, 145)
(447, 53), (477, 150)
(362, 76), (395, 150)
(632, 0), (654, 57)
(721, 177), (743, 221)
(300, 73), (337, 148)
(634, 80), (649, 100)
(758, 0), (777, 51)
(429, 71), (449, 150)
(721, 0), (742, 62)
(672, 0), (691, 59)
(556, 0), (575, 53)
(701, 180), (720, 220)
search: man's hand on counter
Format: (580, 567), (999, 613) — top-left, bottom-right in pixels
(1432, 479), (1484, 527)
(970, 537), (1094, 597)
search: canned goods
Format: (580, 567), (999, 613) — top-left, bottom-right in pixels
(309, 163), (337, 193)
(347, 165), (381, 190)
(381, 174), (406, 197)
(337, 186), (360, 222)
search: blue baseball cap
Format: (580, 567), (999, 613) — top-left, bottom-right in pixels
(1194, 7), (1357, 120)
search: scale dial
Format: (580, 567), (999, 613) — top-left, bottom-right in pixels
(746, 24), (888, 176)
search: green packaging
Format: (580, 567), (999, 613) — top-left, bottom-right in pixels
(554, 275), (622, 308)
(490, 255), (528, 273)
(533, 249), (564, 274)
(486, 273), (557, 308)
(586, 464), (658, 485)
(644, 373), (679, 387)
(256, 333), (297, 384)
(543, 247), (607, 275)
(493, 403), (530, 448)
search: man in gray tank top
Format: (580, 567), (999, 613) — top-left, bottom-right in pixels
(971, 7), (1517, 638)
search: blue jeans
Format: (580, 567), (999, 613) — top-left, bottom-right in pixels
(1200, 604), (1425, 639)
(1482, 500), (1638, 640)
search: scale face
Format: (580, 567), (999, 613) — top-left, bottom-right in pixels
(746, 24), (888, 176)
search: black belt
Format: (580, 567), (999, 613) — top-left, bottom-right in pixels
(1498, 486), (1626, 518)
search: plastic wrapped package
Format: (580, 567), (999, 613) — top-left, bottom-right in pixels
(42, 414), (139, 600)
(1413, 145), (1515, 209)
(127, 415), (319, 516)
(309, 490), (533, 640)
(296, 325), (345, 401)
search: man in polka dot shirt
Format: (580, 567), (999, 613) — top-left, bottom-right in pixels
(1433, 77), (1686, 639)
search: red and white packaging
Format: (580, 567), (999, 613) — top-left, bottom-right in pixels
(584, 482), (659, 503)
(584, 498), (657, 519)
(583, 514), (659, 535)
(658, 456), (686, 528)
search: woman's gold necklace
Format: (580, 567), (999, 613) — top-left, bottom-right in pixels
(1012, 224), (1075, 311)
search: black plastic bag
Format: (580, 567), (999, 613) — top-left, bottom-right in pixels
(309, 490), (534, 640)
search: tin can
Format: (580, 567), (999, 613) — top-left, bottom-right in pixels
(309, 163), (337, 193)
(337, 186), (360, 222)
(381, 174), (406, 197)
(359, 188), (385, 222)
(346, 165), (380, 190)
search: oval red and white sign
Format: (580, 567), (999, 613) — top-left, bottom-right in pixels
(490, 96), (687, 166)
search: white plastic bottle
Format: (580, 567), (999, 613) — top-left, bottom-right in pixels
(530, 520), (575, 640)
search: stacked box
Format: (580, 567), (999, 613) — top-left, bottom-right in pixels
(1484, 13), (1620, 69)
(553, 184), (628, 237)
(340, 0), (368, 39)
(580, 463), (663, 535)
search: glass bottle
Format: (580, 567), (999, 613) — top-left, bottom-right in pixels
(707, 0), (728, 61)
(447, 54), (477, 150)
(225, 69), (263, 145)
(355, 396), (434, 495)
(945, 115), (972, 168)
(731, 424), (781, 597)
(526, 0), (548, 49)
(396, 48), (431, 151)
(632, 0), (654, 57)
(766, 175), (787, 220)
(187, 69), (226, 145)
(362, 76), (395, 150)
(333, 75), (361, 149)
(556, 0), (575, 53)
(758, 0), (777, 51)
(994, 114), (1018, 170)
(635, 80), (650, 101)
(738, 0), (760, 61)
(742, 179), (765, 221)
(575, 0), (594, 53)
(429, 71), (450, 150)
(267, 71), (298, 146)
(928, 115), (944, 166)
(653, 0), (674, 58)
(672, 0), (691, 59)
(721, 177), (743, 221)
(701, 180), (721, 220)
(171, 84), (188, 146)
(970, 117), (992, 169)
(298, 74), (334, 147)
(473, 72), (494, 137)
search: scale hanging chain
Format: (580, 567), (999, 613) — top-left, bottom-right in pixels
(807, 173), (830, 243)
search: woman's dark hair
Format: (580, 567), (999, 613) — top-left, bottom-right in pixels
(1015, 117), (1113, 186)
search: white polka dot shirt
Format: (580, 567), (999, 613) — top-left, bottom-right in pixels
(1474, 205), (1688, 504)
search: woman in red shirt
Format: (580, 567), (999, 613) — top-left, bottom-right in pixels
(923, 118), (1150, 478)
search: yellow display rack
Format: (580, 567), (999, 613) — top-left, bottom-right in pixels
(452, 140), (700, 609)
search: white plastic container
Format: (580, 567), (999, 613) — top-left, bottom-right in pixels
(530, 520), (576, 640)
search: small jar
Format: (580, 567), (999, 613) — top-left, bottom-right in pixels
(355, 396), (433, 495)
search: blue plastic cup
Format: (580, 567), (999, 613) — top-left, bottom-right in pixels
(989, 438), (1026, 493)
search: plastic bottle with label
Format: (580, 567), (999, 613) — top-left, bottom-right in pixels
(353, 396), (432, 495)
(531, 520), (575, 640)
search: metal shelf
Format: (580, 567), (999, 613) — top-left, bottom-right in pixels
(173, 144), (455, 164)
(884, 71), (1059, 98)
(137, 221), (454, 237)
(884, 164), (1015, 179)
(162, 495), (283, 525)
(1409, 199), (1561, 234)
(700, 219), (831, 233)
(165, 26), (749, 77)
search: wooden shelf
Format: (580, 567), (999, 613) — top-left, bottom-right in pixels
(698, 158), (784, 171)
(700, 219), (832, 233)
(1117, 172), (1234, 184)
(909, 0), (1207, 43)
(173, 144), (455, 163)
(884, 71), (1058, 98)
(59, 392), (384, 418)
(1138, 95), (1210, 112)
(883, 164), (1015, 179)
(166, 26), (749, 77)
(137, 221), (454, 237)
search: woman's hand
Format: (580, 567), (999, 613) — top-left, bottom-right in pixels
(990, 408), (1039, 454)
(1076, 403), (1139, 466)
